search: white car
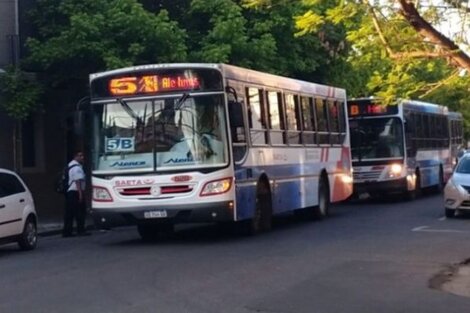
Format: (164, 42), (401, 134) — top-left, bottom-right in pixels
(0, 168), (38, 250)
(444, 155), (470, 218)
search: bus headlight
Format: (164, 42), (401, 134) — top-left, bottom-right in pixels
(341, 174), (353, 184)
(93, 186), (113, 202)
(388, 164), (403, 178)
(200, 177), (233, 196)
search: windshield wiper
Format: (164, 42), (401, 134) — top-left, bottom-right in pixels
(117, 98), (144, 125)
(175, 93), (190, 110)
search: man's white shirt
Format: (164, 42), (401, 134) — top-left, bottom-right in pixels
(67, 160), (85, 192)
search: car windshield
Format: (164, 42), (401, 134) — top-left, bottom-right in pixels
(456, 157), (470, 174)
(350, 117), (404, 161)
(91, 94), (228, 173)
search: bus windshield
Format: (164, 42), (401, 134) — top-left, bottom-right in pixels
(350, 117), (404, 160)
(91, 94), (228, 172)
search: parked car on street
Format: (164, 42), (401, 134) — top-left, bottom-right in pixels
(444, 154), (470, 218)
(0, 168), (38, 250)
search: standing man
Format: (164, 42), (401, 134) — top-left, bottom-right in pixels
(63, 151), (90, 237)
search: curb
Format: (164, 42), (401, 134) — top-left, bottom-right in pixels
(38, 223), (95, 237)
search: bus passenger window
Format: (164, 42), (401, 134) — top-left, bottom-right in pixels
(285, 94), (301, 144)
(328, 100), (340, 144)
(301, 97), (315, 144)
(315, 98), (329, 144)
(267, 91), (285, 145)
(337, 101), (347, 144)
(247, 87), (268, 145)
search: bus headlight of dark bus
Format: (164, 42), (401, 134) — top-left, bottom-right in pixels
(387, 163), (403, 178)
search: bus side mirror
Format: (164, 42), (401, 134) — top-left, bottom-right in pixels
(73, 96), (90, 135)
(229, 101), (244, 128)
(73, 111), (85, 135)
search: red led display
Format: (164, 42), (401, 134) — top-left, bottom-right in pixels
(348, 101), (397, 117)
(109, 75), (200, 96)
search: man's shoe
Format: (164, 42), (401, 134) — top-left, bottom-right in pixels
(62, 233), (75, 238)
(77, 232), (91, 236)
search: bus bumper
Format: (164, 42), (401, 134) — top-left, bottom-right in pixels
(353, 177), (407, 196)
(91, 201), (234, 229)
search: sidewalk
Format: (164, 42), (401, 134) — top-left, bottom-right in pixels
(38, 217), (94, 236)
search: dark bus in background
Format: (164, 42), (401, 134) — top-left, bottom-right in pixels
(348, 98), (461, 199)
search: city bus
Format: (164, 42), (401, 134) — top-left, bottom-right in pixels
(348, 98), (457, 200)
(448, 111), (465, 165)
(88, 63), (353, 239)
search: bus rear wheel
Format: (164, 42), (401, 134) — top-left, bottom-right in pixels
(435, 167), (444, 193)
(312, 176), (330, 219)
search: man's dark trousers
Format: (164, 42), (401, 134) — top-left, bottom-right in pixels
(63, 191), (86, 235)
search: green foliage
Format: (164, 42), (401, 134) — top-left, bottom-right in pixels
(26, 0), (187, 89)
(18, 0), (469, 138)
(0, 67), (43, 120)
(422, 75), (470, 138)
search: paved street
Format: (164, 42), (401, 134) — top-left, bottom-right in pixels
(1, 194), (470, 313)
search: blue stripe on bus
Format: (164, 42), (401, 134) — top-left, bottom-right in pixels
(233, 162), (346, 220)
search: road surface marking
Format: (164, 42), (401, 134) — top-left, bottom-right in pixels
(412, 225), (470, 233)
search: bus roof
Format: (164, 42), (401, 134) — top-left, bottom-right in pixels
(89, 63), (346, 99)
(448, 111), (463, 120)
(348, 97), (449, 115)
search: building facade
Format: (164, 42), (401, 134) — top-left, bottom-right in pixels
(1, 0), (73, 220)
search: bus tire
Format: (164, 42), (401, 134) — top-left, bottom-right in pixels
(240, 180), (272, 235)
(137, 223), (174, 242)
(435, 167), (444, 193)
(312, 175), (330, 219)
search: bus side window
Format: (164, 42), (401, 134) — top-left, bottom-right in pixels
(337, 100), (347, 144)
(300, 96), (315, 145)
(267, 90), (285, 145)
(285, 94), (301, 145)
(327, 100), (340, 145)
(315, 98), (329, 144)
(247, 87), (268, 145)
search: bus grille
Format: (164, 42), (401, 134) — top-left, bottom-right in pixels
(118, 185), (193, 196)
(353, 171), (382, 182)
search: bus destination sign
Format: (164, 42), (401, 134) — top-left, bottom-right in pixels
(348, 101), (398, 117)
(109, 75), (200, 96)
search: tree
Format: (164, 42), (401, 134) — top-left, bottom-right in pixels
(243, 0), (470, 96)
(182, 0), (349, 82)
(26, 0), (188, 94)
(0, 67), (42, 120)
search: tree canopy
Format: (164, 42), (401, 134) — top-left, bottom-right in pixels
(0, 0), (468, 134)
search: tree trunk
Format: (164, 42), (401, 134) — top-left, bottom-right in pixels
(397, 0), (470, 72)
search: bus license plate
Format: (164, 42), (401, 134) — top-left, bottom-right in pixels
(144, 210), (167, 219)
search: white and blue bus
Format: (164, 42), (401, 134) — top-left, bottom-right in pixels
(88, 63), (353, 239)
(448, 111), (464, 165)
(348, 98), (459, 199)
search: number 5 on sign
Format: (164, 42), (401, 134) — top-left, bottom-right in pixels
(105, 138), (135, 152)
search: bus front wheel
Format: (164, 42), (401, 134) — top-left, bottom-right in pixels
(240, 180), (272, 235)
